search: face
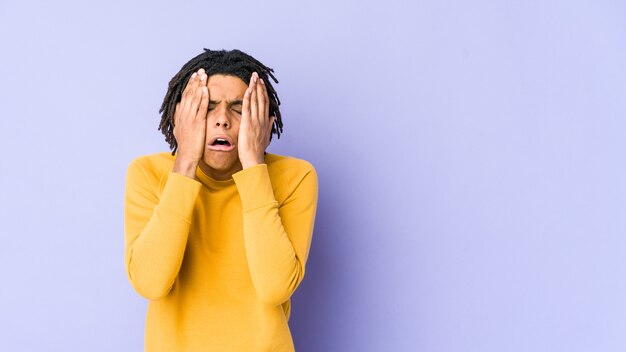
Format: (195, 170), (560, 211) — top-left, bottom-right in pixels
(199, 74), (248, 180)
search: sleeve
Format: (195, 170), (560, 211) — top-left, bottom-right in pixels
(123, 159), (203, 300)
(232, 163), (318, 306)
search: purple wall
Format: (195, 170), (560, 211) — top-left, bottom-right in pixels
(1, 0), (625, 351)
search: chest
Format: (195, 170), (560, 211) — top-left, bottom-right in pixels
(188, 187), (244, 255)
(176, 187), (254, 291)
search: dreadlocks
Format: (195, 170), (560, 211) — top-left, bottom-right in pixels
(158, 49), (283, 155)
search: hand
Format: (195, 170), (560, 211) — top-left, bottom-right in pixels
(238, 72), (276, 169)
(172, 68), (209, 176)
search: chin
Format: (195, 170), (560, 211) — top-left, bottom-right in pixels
(202, 152), (241, 172)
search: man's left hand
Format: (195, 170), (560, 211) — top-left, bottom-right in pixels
(238, 72), (275, 169)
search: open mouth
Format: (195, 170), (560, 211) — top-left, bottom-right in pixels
(207, 136), (235, 151)
(212, 138), (231, 147)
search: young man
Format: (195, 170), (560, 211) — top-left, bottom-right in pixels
(124, 49), (318, 351)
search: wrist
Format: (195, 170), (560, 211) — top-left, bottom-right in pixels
(240, 157), (264, 170)
(172, 157), (199, 179)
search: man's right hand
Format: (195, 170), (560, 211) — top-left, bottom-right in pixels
(172, 68), (209, 178)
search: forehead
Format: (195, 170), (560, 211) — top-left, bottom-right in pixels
(206, 74), (248, 100)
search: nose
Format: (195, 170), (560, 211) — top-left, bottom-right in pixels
(213, 108), (231, 129)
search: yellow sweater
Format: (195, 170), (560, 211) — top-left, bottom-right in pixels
(123, 152), (318, 351)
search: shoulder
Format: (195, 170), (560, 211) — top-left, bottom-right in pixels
(126, 152), (175, 188)
(265, 153), (317, 202)
(265, 153), (316, 179)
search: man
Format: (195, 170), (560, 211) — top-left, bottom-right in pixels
(124, 49), (318, 351)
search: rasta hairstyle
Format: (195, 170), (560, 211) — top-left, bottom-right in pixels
(158, 48), (283, 155)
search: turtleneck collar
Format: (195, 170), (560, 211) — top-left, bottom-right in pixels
(195, 165), (236, 190)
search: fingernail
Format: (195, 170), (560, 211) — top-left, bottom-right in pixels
(200, 74), (206, 81)
(260, 78), (265, 85)
(192, 72), (197, 79)
(202, 86), (208, 93)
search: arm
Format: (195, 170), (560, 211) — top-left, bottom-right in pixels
(124, 68), (209, 300)
(233, 163), (318, 306)
(124, 161), (202, 300)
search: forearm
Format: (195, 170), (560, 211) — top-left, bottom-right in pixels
(242, 204), (304, 305)
(233, 164), (318, 306)
(126, 207), (193, 300)
(124, 169), (202, 300)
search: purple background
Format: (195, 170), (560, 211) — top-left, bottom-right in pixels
(1, 0), (626, 351)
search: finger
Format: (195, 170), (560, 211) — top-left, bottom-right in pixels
(196, 86), (209, 121)
(183, 69), (204, 112)
(188, 72), (206, 115)
(182, 72), (198, 98)
(243, 79), (252, 121)
(181, 72), (197, 112)
(258, 77), (270, 122)
(250, 72), (258, 126)
(257, 77), (268, 127)
(187, 69), (205, 110)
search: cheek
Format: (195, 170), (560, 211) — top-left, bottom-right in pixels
(231, 118), (241, 135)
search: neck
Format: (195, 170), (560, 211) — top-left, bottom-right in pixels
(198, 159), (243, 181)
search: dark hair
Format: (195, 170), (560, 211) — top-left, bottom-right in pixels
(158, 49), (282, 155)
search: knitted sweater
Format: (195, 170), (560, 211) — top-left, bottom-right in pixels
(124, 152), (318, 351)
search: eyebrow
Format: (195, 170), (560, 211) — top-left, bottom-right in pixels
(209, 99), (243, 106)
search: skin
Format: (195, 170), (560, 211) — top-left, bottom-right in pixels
(172, 68), (275, 181)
